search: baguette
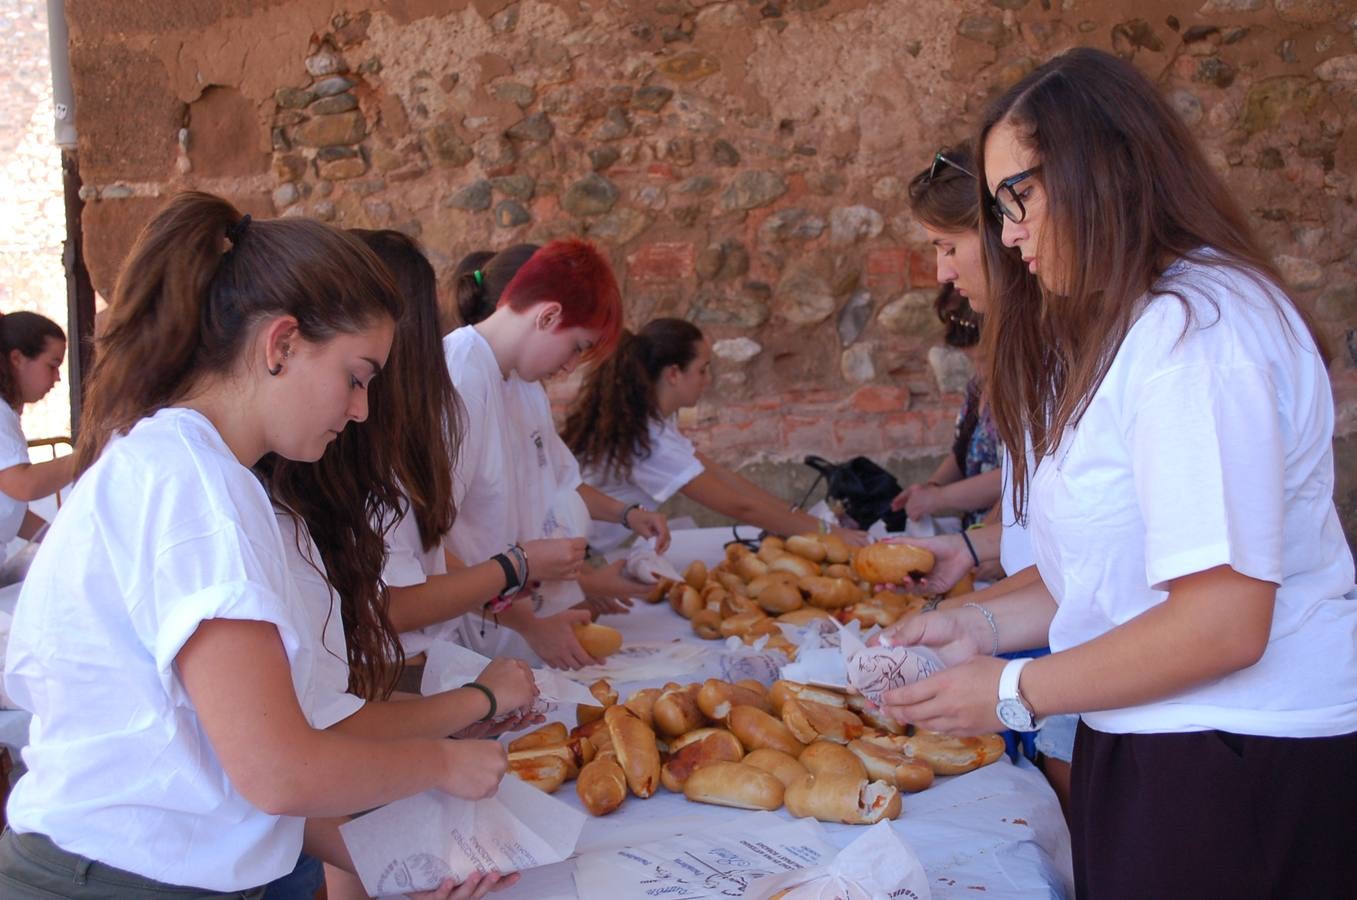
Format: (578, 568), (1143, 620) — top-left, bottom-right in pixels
(851, 542), (935, 585)
(576, 757), (628, 816)
(742, 748), (809, 788)
(781, 698), (866, 745)
(728, 705), (806, 756)
(696, 678), (773, 722)
(573, 623), (623, 659)
(507, 722), (568, 753)
(683, 761), (784, 811)
(798, 740), (868, 780)
(660, 728), (745, 792)
(604, 705), (661, 797)
(784, 773), (901, 824)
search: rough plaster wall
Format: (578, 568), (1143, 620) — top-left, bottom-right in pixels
(64, 0), (1357, 545)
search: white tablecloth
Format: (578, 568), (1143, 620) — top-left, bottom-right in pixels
(496, 527), (1074, 899)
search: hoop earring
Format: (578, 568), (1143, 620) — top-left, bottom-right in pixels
(268, 362), (283, 376)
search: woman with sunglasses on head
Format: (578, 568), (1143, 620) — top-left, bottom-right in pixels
(879, 48), (1357, 898)
(563, 318), (867, 552)
(444, 241), (671, 669)
(0, 312), (73, 559)
(0, 194), (509, 899)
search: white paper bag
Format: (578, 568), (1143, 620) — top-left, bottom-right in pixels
(420, 640), (599, 720)
(341, 774), (586, 896)
(623, 536), (683, 584)
(745, 821), (932, 900)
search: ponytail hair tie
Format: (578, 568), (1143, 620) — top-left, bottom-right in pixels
(472, 269), (484, 287)
(225, 214), (252, 245)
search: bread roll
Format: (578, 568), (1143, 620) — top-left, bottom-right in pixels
(818, 534), (851, 565)
(718, 610), (776, 639)
(508, 722), (568, 753)
(683, 761), (784, 811)
(769, 680), (848, 715)
(846, 738), (934, 792)
(851, 542), (935, 585)
(645, 578), (673, 604)
(798, 740), (868, 780)
(604, 706), (661, 797)
(509, 743), (579, 779)
(776, 607), (833, 627)
(756, 580), (804, 614)
(683, 559), (708, 590)
(659, 728), (745, 792)
(769, 553), (819, 580)
(944, 571), (975, 599)
(576, 678), (619, 726)
(725, 542), (753, 562)
(784, 534), (828, 563)
(719, 591), (760, 619)
(798, 575), (864, 610)
(576, 757), (628, 816)
(781, 699), (866, 745)
(670, 583), (703, 619)
(621, 687), (660, 728)
(757, 541), (788, 565)
(652, 686), (706, 738)
(734, 553), (770, 582)
(742, 748), (809, 788)
(760, 634), (798, 659)
(508, 753), (569, 793)
(696, 679), (773, 722)
(784, 773), (901, 824)
(729, 705), (806, 756)
(735, 679), (769, 696)
(823, 563), (854, 580)
(900, 729), (1006, 775)
(690, 608), (723, 640)
(715, 571), (748, 595)
(574, 623), (623, 658)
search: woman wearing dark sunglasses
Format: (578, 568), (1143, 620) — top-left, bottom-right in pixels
(878, 48), (1356, 898)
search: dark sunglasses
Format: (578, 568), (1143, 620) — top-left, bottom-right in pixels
(990, 166), (1042, 224)
(927, 150), (976, 182)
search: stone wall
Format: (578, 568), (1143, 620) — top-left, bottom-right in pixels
(0, 2), (72, 444)
(63, 0), (1357, 545)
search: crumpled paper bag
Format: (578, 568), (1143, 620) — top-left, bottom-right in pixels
(623, 536), (682, 584)
(839, 626), (944, 707)
(745, 821), (932, 900)
(420, 639), (599, 722)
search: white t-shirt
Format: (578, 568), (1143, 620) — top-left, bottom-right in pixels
(384, 500), (450, 657)
(4, 408), (312, 890)
(277, 511), (366, 729)
(443, 327), (585, 658)
(0, 403), (31, 558)
(1031, 255), (1357, 737)
(581, 415), (705, 552)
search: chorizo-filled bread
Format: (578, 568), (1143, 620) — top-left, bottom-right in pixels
(604, 705), (661, 797)
(576, 757), (628, 816)
(769, 680), (848, 715)
(697, 679), (773, 722)
(797, 575), (864, 610)
(508, 743), (579, 779)
(508, 722), (568, 753)
(784, 773), (902, 824)
(781, 699), (866, 745)
(742, 748), (810, 788)
(574, 622), (623, 659)
(508, 753), (570, 793)
(900, 729), (1006, 775)
(652, 686), (706, 738)
(768, 553), (819, 580)
(683, 761), (785, 811)
(683, 559), (708, 590)
(851, 542), (935, 585)
(659, 728), (745, 792)
(846, 738), (934, 792)
(798, 740), (868, 780)
(729, 705), (807, 756)
(784, 535), (828, 563)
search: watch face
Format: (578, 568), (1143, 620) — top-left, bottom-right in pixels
(996, 697), (1035, 731)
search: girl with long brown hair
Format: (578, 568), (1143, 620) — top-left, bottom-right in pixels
(563, 318), (865, 549)
(880, 49), (1357, 897)
(0, 311), (73, 559)
(1, 193), (510, 898)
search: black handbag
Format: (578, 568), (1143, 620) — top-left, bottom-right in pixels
(800, 455), (909, 531)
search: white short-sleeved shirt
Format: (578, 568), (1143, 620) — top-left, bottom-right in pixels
(4, 408), (313, 890)
(277, 511), (365, 729)
(582, 415), (705, 552)
(0, 403), (31, 557)
(383, 501), (450, 657)
(443, 327), (585, 658)
(999, 446), (1035, 576)
(1031, 255), (1357, 737)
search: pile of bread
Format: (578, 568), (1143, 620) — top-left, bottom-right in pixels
(644, 534), (961, 653)
(505, 676), (1005, 824)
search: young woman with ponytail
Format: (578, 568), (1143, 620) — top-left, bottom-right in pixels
(443, 241), (670, 669)
(0, 311), (72, 559)
(563, 318), (866, 551)
(1, 193), (511, 899)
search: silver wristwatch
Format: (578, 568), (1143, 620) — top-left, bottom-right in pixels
(995, 658), (1044, 733)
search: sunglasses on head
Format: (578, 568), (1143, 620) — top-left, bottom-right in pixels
(927, 150), (977, 182)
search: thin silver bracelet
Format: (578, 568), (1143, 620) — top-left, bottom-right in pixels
(963, 601), (1000, 656)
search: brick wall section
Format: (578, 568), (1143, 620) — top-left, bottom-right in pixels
(59, 0), (1357, 546)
